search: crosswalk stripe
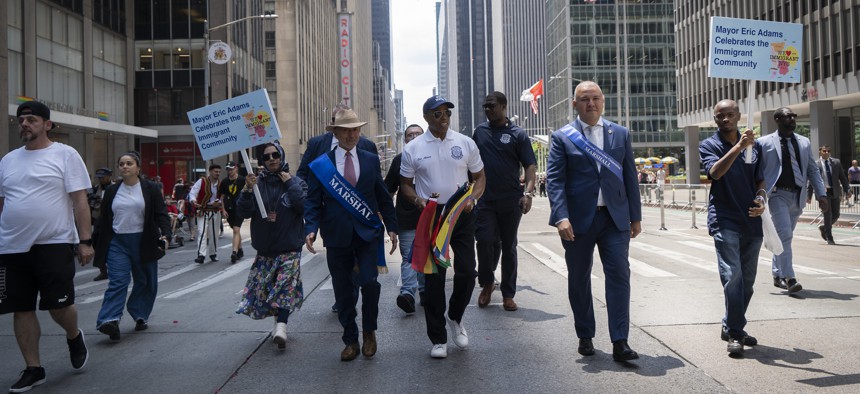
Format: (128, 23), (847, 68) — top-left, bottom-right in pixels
(629, 257), (677, 277)
(162, 260), (251, 299)
(630, 242), (717, 273)
(520, 242), (570, 279)
(677, 240), (837, 276)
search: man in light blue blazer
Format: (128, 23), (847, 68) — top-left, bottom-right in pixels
(757, 107), (827, 293)
(546, 81), (641, 362)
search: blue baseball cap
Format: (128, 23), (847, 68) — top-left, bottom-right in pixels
(422, 95), (455, 113)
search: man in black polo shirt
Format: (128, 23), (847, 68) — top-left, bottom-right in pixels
(384, 124), (426, 313)
(219, 161), (246, 263)
(472, 92), (537, 311)
(699, 99), (766, 356)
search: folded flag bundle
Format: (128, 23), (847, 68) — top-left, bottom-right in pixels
(411, 182), (474, 274)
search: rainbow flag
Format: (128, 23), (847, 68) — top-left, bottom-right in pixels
(432, 183), (474, 267)
(411, 197), (439, 274)
(16, 96), (35, 104)
(410, 182), (474, 274)
(97, 112), (110, 121)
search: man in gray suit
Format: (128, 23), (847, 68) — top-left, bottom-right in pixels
(809, 145), (851, 244)
(757, 107), (827, 293)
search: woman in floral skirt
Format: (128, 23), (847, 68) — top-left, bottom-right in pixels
(235, 142), (307, 349)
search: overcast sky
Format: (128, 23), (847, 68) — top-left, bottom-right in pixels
(390, 0), (439, 129)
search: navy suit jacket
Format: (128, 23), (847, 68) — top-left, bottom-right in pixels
(296, 133), (378, 181)
(546, 119), (641, 234)
(304, 149), (397, 248)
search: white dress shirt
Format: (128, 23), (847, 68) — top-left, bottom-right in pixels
(336, 146), (360, 182)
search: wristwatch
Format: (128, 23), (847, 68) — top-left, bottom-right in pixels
(79, 239), (93, 246)
(524, 190), (536, 198)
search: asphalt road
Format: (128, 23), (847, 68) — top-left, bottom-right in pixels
(1, 198), (858, 393)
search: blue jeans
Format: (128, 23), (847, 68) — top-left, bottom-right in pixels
(769, 189), (802, 278)
(397, 229), (424, 298)
(97, 233), (159, 326)
(713, 229), (762, 338)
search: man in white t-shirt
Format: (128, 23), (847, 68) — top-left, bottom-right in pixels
(0, 101), (93, 392)
(399, 95), (486, 359)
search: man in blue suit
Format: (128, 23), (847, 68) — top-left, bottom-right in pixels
(758, 107), (827, 293)
(546, 81), (641, 362)
(304, 107), (398, 361)
(296, 105), (379, 314)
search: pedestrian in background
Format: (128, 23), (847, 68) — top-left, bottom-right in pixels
(93, 151), (172, 341)
(0, 101), (92, 392)
(809, 146), (850, 244)
(190, 165), (222, 264)
(699, 99), (766, 356)
(219, 161), (246, 263)
(384, 124), (426, 313)
(235, 143), (307, 350)
(545, 81), (641, 362)
(848, 159), (860, 202)
(472, 92), (537, 312)
(399, 95), (486, 359)
(758, 107), (827, 293)
(89, 167), (115, 281)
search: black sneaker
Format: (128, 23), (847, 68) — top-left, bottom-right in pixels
(134, 319), (148, 331)
(67, 329), (89, 369)
(720, 327), (757, 346)
(786, 278), (803, 293)
(97, 320), (121, 341)
(9, 367), (46, 393)
(237, 248), (244, 259)
(230, 251), (238, 264)
(209, 254), (218, 262)
(195, 255), (205, 264)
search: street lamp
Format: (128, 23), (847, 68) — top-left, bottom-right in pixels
(203, 13), (278, 106)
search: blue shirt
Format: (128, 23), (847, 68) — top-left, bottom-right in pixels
(699, 131), (764, 237)
(472, 120), (537, 201)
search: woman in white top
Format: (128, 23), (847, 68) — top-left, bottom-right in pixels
(93, 152), (172, 341)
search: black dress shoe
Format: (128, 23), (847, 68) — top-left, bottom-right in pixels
(209, 254), (218, 262)
(98, 321), (121, 341)
(195, 255), (205, 264)
(721, 328), (757, 346)
(818, 225), (827, 240)
(827, 238), (836, 245)
(396, 294), (416, 313)
(773, 277), (787, 289)
(134, 319), (148, 331)
(578, 338), (595, 356)
(786, 278), (803, 293)
(612, 340), (639, 362)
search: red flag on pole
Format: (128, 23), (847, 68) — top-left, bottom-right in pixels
(519, 79), (544, 115)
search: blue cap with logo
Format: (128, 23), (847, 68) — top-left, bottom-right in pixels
(422, 95), (455, 114)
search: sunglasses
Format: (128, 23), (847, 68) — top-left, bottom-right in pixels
(431, 110), (452, 119)
(262, 152), (282, 161)
(780, 114), (797, 119)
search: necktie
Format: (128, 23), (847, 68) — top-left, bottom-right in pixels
(784, 138), (803, 187)
(584, 126), (592, 140)
(344, 151), (357, 186)
(778, 138), (796, 187)
(825, 159), (833, 188)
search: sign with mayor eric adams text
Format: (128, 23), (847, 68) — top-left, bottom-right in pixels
(708, 16), (803, 83)
(186, 89), (281, 161)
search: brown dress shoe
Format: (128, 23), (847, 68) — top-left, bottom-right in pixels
(478, 284), (495, 308)
(341, 343), (360, 361)
(362, 331), (377, 358)
(503, 297), (518, 311)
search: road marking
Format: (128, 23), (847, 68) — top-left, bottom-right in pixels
(320, 278), (333, 290)
(630, 242), (717, 273)
(218, 237), (251, 249)
(520, 242), (570, 279)
(75, 268), (98, 278)
(161, 260), (251, 299)
(629, 257), (677, 277)
(677, 240), (837, 276)
(76, 264), (205, 304)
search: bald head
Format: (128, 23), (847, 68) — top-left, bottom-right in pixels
(573, 81), (605, 126)
(713, 100), (740, 134)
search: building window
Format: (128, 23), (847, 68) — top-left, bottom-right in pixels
(266, 61), (276, 78)
(265, 31), (276, 48)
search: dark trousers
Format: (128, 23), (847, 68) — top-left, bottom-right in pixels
(561, 209), (631, 342)
(475, 198), (523, 298)
(424, 209), (476, 345)
(822, 189), (841, 240)
(327, 233), (381, 345)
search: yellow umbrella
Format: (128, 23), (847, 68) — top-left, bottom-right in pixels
(635, 157), (650, 165)
(646, 156), (662, 163)
(661, 156), (678, 164)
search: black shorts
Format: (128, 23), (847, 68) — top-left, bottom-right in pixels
(225, 209), (244, 228)
(0, 244), (76, 314)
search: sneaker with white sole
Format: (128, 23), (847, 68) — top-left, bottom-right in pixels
(447, 317), (468, 348)
(67, 329), (89, 369)
(430, 343), (447, 358)
(273, 322), (287, 349)
(9, 367), (46, 393)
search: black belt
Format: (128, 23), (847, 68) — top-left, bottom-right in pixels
(775, 186), (800, 192)
(596, 205), (607, 211)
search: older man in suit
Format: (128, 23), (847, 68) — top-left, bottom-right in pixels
(304, 107), (398, 361)
(546, 81), (641, 362)
(758, 107), (827, 293)
(296, 105), (379, 182)
(809, 145), (851, 244)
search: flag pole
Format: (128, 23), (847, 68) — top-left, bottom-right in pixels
(744, 80), (756, 163)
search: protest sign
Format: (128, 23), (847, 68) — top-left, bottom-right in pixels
(187, 89), (280, 161)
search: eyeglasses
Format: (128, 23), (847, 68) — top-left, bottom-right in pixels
(780, 114), (798, 119)
(431, 110), (452, 119)
(262, 152), (282, 161)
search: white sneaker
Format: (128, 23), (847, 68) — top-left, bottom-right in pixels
(273, 322), (287, 349)
(447, 317), (468, 348)
(430, 343), (447, 358)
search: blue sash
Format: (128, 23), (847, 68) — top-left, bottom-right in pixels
(309, 154), (387, 272)
(558, 120), (624, 182)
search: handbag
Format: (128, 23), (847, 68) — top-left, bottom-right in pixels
(761, 204), (783, 255)
(154, 237), (168, 260)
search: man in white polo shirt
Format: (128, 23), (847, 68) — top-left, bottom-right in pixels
(399, 95), (486, 359)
